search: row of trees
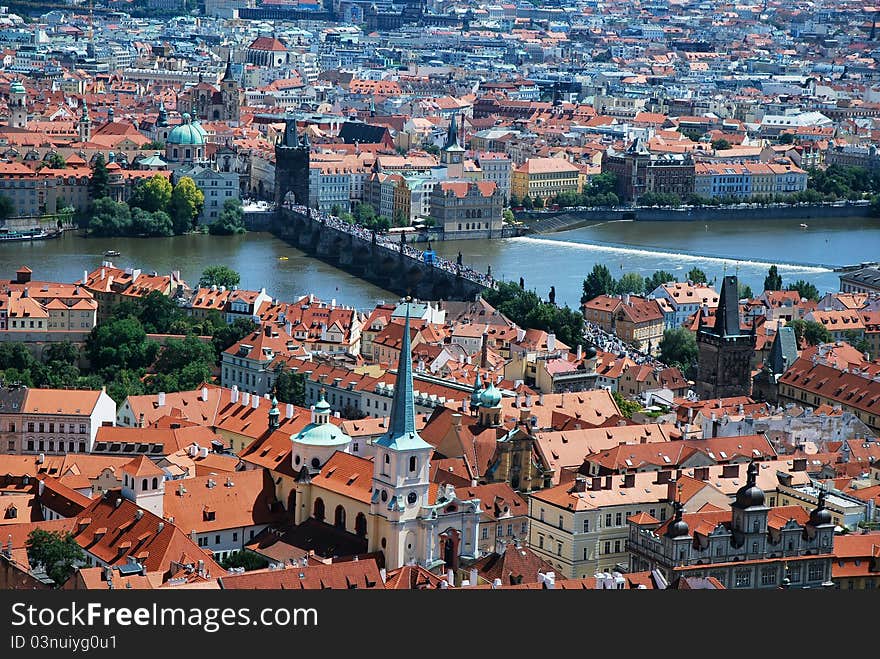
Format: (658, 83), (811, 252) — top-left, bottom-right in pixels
(763, 265), (820, 302)
(513, 172), (621, 210)
(581, 265), (719, 303)
(0, 267), (256, 405)
(84, 159), (206, 237)
(482, 281), (585, 349)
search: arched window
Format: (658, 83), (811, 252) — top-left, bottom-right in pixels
(409, 456), (417, 473)
(173, 148), (178, 159)
(141, 479), (148, 490)
(313, 497), (325, 522)
(152, 477), (158, 489)
(355, 513), (367, 537)
(334, 505), (346, 529)
(384, 454), (390, 464)
(185, 148), (191, 160)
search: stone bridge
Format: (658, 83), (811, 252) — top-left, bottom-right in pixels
(273, 208), (488, 301)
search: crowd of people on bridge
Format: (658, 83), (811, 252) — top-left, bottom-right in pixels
(287, 203), (496, 288)
(584, 320), (667, 369)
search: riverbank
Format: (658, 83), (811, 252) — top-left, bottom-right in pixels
(517, 201), (875, 234)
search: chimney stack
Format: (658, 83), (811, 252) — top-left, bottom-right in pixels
(623, 473), (635, 488)
(572, 474), (587, 492)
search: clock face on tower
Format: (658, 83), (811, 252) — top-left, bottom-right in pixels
(453, 154), (461, 163)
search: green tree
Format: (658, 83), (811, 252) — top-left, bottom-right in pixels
(87, 197), (132, 236)
(130, 207), (174, 237)
(143, 140), (165, 150)
(533, 195), (545, 209)
(209, 198), (246, 235)
(26, 529), (85, 587)
(687, 267), (708, 284)
(129, 175), (173, 213)
(788, 319), (832, 346)
(274, 369), (306, 406)
(711, 138), (732, 150)
(738, 283), (754, 300)
(645, 270), (676, 292)
(581, 264), (615, 303)
(43, 341), (79, 366)
(659, 328), (698, 372)
(44, 152), (67, 169)
(0, 194), (13, 221)
(613, 391), (642, 419)
(212, 317), (258, 356)
(86, 316), (159, 373)
(502, 208), (515, 224)
(135, 290), (184, 333)
(220, 549), (269, 571)
(0, 342), (38, 371)
(199, 265), (241, 289)
(88, 154), (109, 200)
(763, 265), (783, 292)
(615, 272), (645, 295)
(169, 177), (204, 234)
(352, 202), (376, 225)
(153, 335), (215, 375)
(483, 281), (584, 349)
(509, 194), (521, 207)
(786, 279), (820, 302)
(779, 132), (795, 145)
(522, 195), (534, 210)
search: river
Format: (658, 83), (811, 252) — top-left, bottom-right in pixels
(1, 215), (877, 311)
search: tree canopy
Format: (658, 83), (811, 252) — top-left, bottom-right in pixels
(26, 529), (85, 586)
(199, 265), (241, 289)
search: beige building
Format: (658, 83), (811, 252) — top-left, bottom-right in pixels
(511, 157), (580, 202)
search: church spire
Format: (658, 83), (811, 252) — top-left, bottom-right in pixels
(375, 298), (431, 450)
(223, 50), (234, 81)
(711, 275), (742, 337)
(445, 113), (460, 149)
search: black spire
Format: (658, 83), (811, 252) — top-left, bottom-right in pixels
(223, 50), (234, 82)
(711, 275), (742, 337)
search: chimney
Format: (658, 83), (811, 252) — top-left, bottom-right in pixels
(157, 391), (166, 407)
(694, 466), (710, 481)
(792, 458), (807, 472)
(591, 476), (602, 491)
(252, 395), (260, 410)
(241, 392), (250, 407)
(576, 344), (582, 361)
(656, 470), (671, 484)
(201, 386), (208, 402)
(452, 413), (462, 428)
(446, 569), (454, 587)
(666, 479), (677, 502)
(572, 474), (587, 492)
(623, 473), (635, 488)
(469, 567), (478, 587)
(379, 568), (387, 583)
(547, 333), (556, 352)
(480, 331), (489, 368)
(525, 394), (532, 407)
(83, 269), (88, 284)
(138, 412), (144, 428)
(519, 407), (531, 424)
(285, 403), (294, 419)
(603, 474), (612, 490)
(231, 385), (239, 404)
(722, 464), (739, 479)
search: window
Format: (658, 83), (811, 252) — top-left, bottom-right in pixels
(734, 569), (751, 588)
(496, 525), (503, 537)
(808, 563), (824, 582)
(80, 424), (86, 434)
(215, 535), (220, 545)
(582, 519), (590, 533)
(539, 508), (545, 522)
(556, 543), (562, 556)
(409, 456), (417, 473)
(521, 521), (527, 535)
(538, 536), (544, 549)
(614, 540), (621, 553)
(789, 565), (801, 583)
(232, 532), (238, 542)
(38, 423), (44, 433)
(198, 537), (207, 547)
(659, 508), (667, 521)
(751, 541), (758, 554)
(615, 512), (622, 526)
(482, 527), (488, 540)
(605, 513), (612, 528)
(558, 515), (564, 530)
(760, 567), (776, 586)
(603, 541), (611, 555)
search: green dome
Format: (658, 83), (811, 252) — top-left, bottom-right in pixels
(191, 118), (208, 139)
(479, 382), (502, 408)
(313, 393), (332, 416)
(292, 421), (351, 447)
(9, 80), (25, 95)
(167, 114), (205, 146)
